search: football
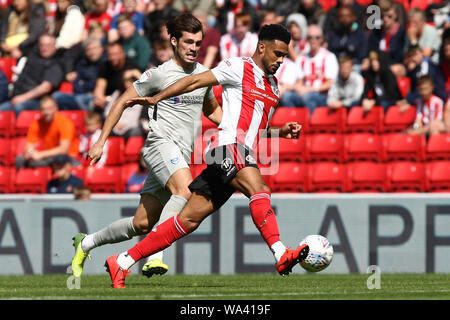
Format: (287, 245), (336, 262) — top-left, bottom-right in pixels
(299, 235), (334, 272)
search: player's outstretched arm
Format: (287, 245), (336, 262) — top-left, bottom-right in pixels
(87, 86), (139, 165)
(125, 70), (219, 108)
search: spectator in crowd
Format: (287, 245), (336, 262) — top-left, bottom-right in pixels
(0, 33), (64, 115)
(15, 95), (79, 169)
(275, 57), (297, 100)
(258, 9), (279, 26)
(215, 0), (260, 35)
(0, 0), (46, 59)
(297, 0), (325, 27)
(104, 69), (144, 141)
(440, 38), (450, 98)
(147, 38), (173, 68)
(327, 55), (364, 109)
(125, 148), (148, 193)
(0, 69), (8, 103)
(47, 154), (84, 194)
(79, 111), (108, 167)
(48, 0), (85, 51)
(52, 37), (106, 111)
(219, 12), (258, 60)
(326, 5), (368, 72)
(82, 0), (112, 41)
(173, 0), (215, 21)
(366, 0), (406, 77)
(361, 50), (401, 112)
(405, 8), (441, 65)
(407, 75), (446, 136)
(86, 20), (107, 44)
(108, 0), (145, 43)
(194, 9), (221, 69)
(74, 185), (91, 200)
(144, 0), (179, 43)
(116, 14), (151, 71)
(323, 0), (365, 38)
(92, 41), (139, 112)
(398, 45), (446, 111)
(279, 24), (338, 113)
(263, 0), (300, 24)
(285, 13), (309, 61)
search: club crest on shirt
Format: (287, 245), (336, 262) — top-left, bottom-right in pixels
(170, 157), (180, 165)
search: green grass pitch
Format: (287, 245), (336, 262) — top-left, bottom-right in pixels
(0, 273), (449, 300)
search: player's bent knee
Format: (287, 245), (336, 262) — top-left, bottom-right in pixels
(132, 216), (151, 235)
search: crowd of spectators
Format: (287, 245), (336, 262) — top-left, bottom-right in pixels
(0, 0), (449, 194)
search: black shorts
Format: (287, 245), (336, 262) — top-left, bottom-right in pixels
(189, 143), (258, 209)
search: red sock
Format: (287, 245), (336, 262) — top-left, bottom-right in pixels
(128, 215), (188, 262)
(249, 191), (281, 248)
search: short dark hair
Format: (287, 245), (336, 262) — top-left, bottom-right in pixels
(417, 75), (434, 87)
(258, 24), (291, 45)
(165, 13), (203, 40)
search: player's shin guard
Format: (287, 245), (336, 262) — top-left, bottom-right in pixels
(127, 215), (189, 262)
(249, 191), (281, 248)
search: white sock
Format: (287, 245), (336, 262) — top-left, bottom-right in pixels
(117, 251), (136, 270)
(81, 234), (96, 253)
(271, 241), (287, 262)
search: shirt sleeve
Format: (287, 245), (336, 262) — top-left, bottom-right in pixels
(210, 57), (243, 86)
(133, 67), (163, 97)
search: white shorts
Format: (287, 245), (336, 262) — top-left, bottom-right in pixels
(141, 133), (190, 205)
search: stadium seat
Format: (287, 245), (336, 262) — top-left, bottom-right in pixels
(0, 111), (15, 138)
(383, 105), (416, 133)
(306, 133), (344, 163)
(346, 106), (384, 134)
(0, 166), (14, 193)
(70, 166), (86, 181)
(396, 77), (411, 98)
(10, 136), (27, 158)
(270, 107), (309, 133)
(386, 161), (426, 192)
(317, 0), (337, 12)
(258, 137), (306, 163)
(124, 136), (145, 163)
(0, 138), (12, 166)
(15, 110), (41, 136)
(121, 163), (139, 191)
(308, 162), (346, 193)
(426, 134), (450, 161)
(382, 133), (426, 162)
(271, 162), (308, 193)
(309, 106), (347, 133)
(104, 137), (125, 166)
(346, 162), (387, 193)
(426, 161), (450, 192)
(0, 57), (17, 82)
(85, 166), (122, 193)
(13, 167), (51, 193)
(344, 133), (384, 162)
(59, 110), (87, 135)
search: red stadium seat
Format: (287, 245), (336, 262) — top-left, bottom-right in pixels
(104, 137), (125, 165)
(396, 77), (411, 98)
(121, 162), (139, 190)
(0, 111), (15, 138)
(0, 138), (13, 166)
(270, 107), (309, 133)
(318, 0), (337, 12)
(258, 137), (306, 163)
(344, 133), (384, 162)
(308, 162), (346, 193)
(14, 167), (51, 193)
(383, 105), (416, 133)
(271, 162), (308, 193)
(309, 106), (347, 133)
(306, 133), (344, 163)
(15, 110), (41, 136)
(346, 162), (387, 193)
(426, 161), (450, 192)
(386, 161), (426, 192)
(382, 133), (426, 162)
(10, 136), (27, 158)
(124, 136), (145, 163)
(426, 134), (450, 161)
(0, 57), (17, 82)
(346, 106), (384, 134)
(0, 166), (14, 193)
(70, 166), (86, 181)
(59, 110), (87, 135)
(85, 166), (122, 193)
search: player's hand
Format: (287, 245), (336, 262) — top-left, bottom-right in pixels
(87, 141), (104, 165)
(125, 97), (157, 108)
(280, 122), (302, 139)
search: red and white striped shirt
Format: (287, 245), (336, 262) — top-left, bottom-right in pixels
(220, 32), (258, 60)
(416, 94), (444, 125)
(208, 57), (280, 152)
(294, 47), (338, 90)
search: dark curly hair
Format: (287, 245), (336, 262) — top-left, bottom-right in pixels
(258, 24), (291, 45)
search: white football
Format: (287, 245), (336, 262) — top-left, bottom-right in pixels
(299, 235), (334, 272)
